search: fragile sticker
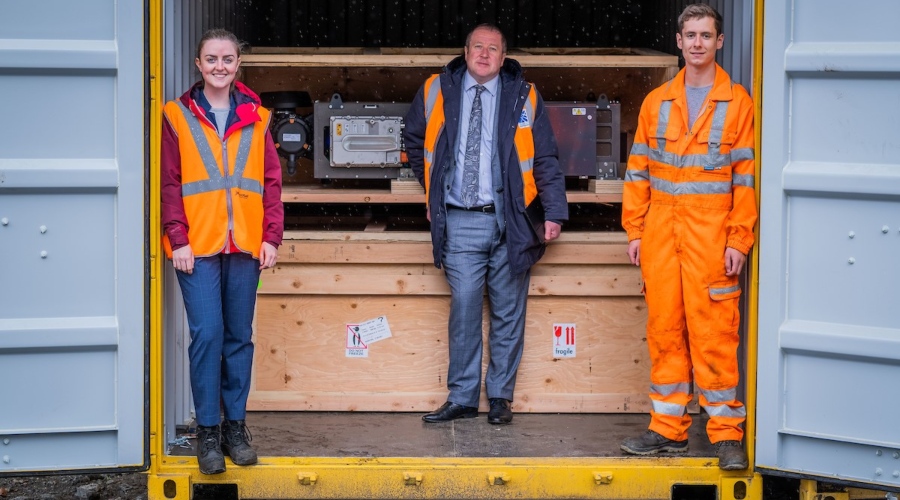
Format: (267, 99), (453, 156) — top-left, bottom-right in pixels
(552, 323), (576, 358)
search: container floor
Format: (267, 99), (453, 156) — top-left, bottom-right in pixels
(170, 411), (717, 458)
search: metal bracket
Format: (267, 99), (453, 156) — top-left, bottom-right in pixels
(488, 472), (510, 485)
(593, 471), (614, 485)
(329, 93), (344, 110)
(403, 471), (423, 486)
(297, 472), (318, 485)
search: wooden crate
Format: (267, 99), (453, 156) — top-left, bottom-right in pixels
(249, 232), (650, 413)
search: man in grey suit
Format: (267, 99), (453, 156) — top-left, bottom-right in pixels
(403, 24), (568, 424)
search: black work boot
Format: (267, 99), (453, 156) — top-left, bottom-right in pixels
(196, 425), (226, 475)
(221, 419), (258, 466)
(620, 430), (689, 455)
(715, 440), (749, 470)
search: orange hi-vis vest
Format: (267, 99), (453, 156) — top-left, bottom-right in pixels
(421, 74), (539, 207)
(162, 100), (272, 259)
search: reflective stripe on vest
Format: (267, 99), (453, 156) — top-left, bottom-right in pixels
(516, 88), (537, 205)
(422, 74), (444, 199)
(176, 101), (262, 197)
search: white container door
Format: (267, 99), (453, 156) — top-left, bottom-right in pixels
(757, 0), (900, 490)
(0, 1), (146, 471)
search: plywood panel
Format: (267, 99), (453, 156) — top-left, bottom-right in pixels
(250, 294), (650, 413)
(274, 232), (631, 265)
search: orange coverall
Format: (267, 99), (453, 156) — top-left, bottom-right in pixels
(622, 64), (757, 444)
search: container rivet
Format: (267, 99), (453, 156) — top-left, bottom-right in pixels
(875, 468), (883, 476)
(2, 439), (8, 445)
(40, 225), (47, 234)
(1, 218), (8, 226)
(848, 257), (855, 264)
(894, 452), (900, 459)
(2, 456), (8, 464)
(894, 471), (900, 478)
(849, 231), (855, 238)
(40, 251), (48, 258)
(883, 226), (890, 234)
(877, 450), (883, 456)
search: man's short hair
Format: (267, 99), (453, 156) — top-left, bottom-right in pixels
(465, 23), (507, 54)
(677, 3), (723, 37)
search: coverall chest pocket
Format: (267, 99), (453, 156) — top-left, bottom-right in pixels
(650, 123), (681, 169)
(695, 130), (735, 179)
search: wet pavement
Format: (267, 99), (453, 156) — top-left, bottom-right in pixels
(172, 411), (716, 458)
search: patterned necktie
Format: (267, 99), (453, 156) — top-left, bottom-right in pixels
(461, 85), (485, 208)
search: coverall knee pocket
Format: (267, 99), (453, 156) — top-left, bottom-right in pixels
(708, 279), (741, 329)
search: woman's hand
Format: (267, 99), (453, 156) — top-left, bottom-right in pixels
(259, 242), (278, 270)
(172, 245), (194, 274)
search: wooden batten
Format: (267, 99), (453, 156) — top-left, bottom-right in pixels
(589, 179), (625, 194)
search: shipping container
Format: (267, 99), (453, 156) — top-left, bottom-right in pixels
(0, 1), (898, 499)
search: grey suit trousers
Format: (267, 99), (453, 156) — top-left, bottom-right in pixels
(442, 208), (530, 408)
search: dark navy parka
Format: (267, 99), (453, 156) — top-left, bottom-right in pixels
(404, 55), (568, 276)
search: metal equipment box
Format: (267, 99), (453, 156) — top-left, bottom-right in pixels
(544, 96), (621, 178)
(313, 94), (410, 179)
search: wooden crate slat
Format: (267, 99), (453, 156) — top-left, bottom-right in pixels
(275, 238), (631, 265)
(279, 241), (434, 264)
(259, 265), (640, 297)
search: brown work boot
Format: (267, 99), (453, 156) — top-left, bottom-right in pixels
(196, 425), (226, 475)
(715, 440), (749, 470)
(221, 419), (258, 466)
(620, 430), (689, 455)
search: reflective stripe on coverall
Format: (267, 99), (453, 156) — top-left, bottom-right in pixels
(622, 65), (757, 444)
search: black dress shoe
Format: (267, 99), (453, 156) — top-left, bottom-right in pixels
(422, 401), (478, 423)
(487, 398), (513, 425)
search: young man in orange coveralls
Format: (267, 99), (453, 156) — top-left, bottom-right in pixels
(619, 4), (757, 470)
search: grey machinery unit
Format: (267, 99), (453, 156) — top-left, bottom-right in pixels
(308, 93), (621, 180)
(314, 93), (411, 180)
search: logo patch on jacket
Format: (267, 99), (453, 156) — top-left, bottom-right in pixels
(518, 109), (531, 128)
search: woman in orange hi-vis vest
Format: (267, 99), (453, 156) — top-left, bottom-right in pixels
(160, 29), (283, 475)
(620, 4), (757, 471)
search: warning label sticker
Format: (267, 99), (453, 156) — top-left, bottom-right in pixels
(552, 323), (576, 358)
(346, 324), (368, 358)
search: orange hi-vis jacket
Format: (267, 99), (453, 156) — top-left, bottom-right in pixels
(162, 99), (272, 259)
(421, 73), (540, 207)
(622, 64), (757, 444)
